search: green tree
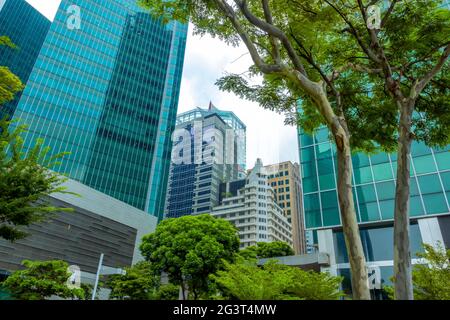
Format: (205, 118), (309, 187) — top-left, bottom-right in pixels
(140, 0), (450, 300)
(0, 36), (24, 107)
(384, 243), (450, 300)
(212, 259), (343, 300)
(106, 261), (159, 300)
(79, 283), (102, 300)
(240, 241), (294, 260)
(140, 214), (240, 300)
(152, 284), (180, 300)
(412, 243), (450, 300)
(0, 119), (73, 241)
(0, 260), (84, 300)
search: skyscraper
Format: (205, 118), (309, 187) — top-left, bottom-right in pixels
(177, 105), (247, 177)
(11, 0), (187, 220)
(165, 106), (246, 218)
(264, 161), (307, 254)
(0, 0), (51, 119)
(212, 159), (293, 249)
(297, 124), (450, 295)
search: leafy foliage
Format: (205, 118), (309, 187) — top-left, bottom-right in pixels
(0, 260), (84, 300)
(140, 214), (240, 300)
(412, 243), (450, 300)
(212, 259), (343, 300)
(0, 36), (24, 107)
(140, 0), (449, 152)
(384, 243), (450, 300)
(140, 1), (449, 300)
(106, 261), (160, 300)
(0, 119), (73, 241)
(0, 36), (17, 49)
(152, 284), (180, 300)
(240, 241), (295, 260)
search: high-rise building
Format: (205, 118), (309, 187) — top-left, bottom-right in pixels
(264, 161), (307, 254)
(10, 0), (187, 220)
(298, 124), (450, 295)
(165, 106), (244, 218)
(176, 104), (247, 177)
(212, 159), (293, 249)
(0, 0), (51, 119)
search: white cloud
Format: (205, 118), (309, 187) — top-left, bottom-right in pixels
(28, 1), (300, 169)
(180, 24), (299, 168)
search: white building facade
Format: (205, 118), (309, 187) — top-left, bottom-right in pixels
(212, 159), (293, 248)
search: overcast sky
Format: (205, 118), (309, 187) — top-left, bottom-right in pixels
(25, 0), (299, 169)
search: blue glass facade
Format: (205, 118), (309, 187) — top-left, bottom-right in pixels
(11, 0), (187, 220)
(177, 106), (247, 177)
(166, 108), (245, 218)
(298, 126), (450, 230)
(0, 0), (50, 119)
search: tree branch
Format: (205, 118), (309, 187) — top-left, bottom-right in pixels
(261, 0), (281, 63)
(381, 0), (399, 28)
(413, 44), (450, 98)
(234, 0), (307, 75)
(214, 0), (284, 74)
(323, 0), (381, 64)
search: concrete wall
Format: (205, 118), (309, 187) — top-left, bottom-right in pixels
(0, 179), (157, 275)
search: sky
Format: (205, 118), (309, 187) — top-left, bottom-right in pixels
(25, 0), (300, 169)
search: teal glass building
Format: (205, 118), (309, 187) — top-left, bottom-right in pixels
(298, 124), (450, 296)
(0, 0), (51, 119)
(11, 0), (187, 220)
(299, 127), (450, 229)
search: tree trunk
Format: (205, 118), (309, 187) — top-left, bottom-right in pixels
(393, 101), (414, 300)
(180, 281), (187, 300)
(291, 73), (370, 299)
(333, 123), (371, 300)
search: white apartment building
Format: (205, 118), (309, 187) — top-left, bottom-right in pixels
(211, 159), (293, 248)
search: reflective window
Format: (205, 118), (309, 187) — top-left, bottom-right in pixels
(413, 155), (437, 174)
(317, 158), (335, 190)
(354, 166), (374, 184)
(334, 224), (423, 263)
(304, 193), (321, 228)
(372, 163), (393, 181)
(376, 181), (396, 200)
(434, 151), (450, 171)
(321, 191), (340, 226)
(423, 193), (448, 214)
(418, 174), (442, 194)
(410, 196), (425, 217)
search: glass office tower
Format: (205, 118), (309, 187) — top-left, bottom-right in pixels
(0, 0), (51, 119)
(298, 124), (450, 296)
(299, 127), (449, 229)
(176, 105), (247, 177)
(11, 0), (187, 220)
(165, 106), (245, 218)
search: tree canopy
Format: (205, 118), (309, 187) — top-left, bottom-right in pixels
(140, 0), (449, 151)
(412, 243), (450, 300)
(212, 259), (343, 300)
(0, 260), (85, 300)
(139, 214), (240, 300)
(106, 261), (160, 300)
(140, 0), (450, 300)
(0, 36), (24, 107)
(240, 241), (295, 260)
(0, 119), (72, 241)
